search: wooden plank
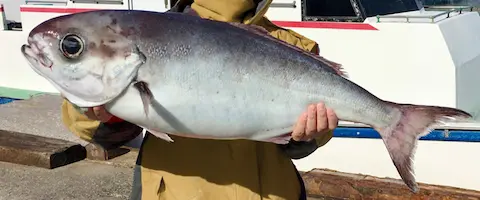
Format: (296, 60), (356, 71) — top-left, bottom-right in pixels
(301, 169), (480, 200)
(84, 143), (130, 161)
(0, 129), (86, 169)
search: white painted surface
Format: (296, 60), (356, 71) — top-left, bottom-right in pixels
(288, 23), (457, 108)
(0, 17), (58, 92)
(440, 12), (480, 119)
(265, 0), (302, 21)
(131, 0), (169, 13)
(293, 137), (480, 191)
(0, 2), (479, 192)
(0, 0), (24, 22)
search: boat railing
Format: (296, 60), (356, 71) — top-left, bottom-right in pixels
(25, 0), (67, 6)
(270, 0), (297, 8)
(25, 0), (123, 5)
(68, 0), (123, 5)
(375, 5), (475, 23)
(424, 5), (480, 11)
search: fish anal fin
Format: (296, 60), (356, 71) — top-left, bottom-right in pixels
(263, 133), (292, 144)
(375, 102), (472, 193)
(227, 22), (348, 78)
(251, 127), (294, 144)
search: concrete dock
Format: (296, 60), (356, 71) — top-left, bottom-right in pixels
(0, 151), (137, 200)
(0, 94), (135, 199)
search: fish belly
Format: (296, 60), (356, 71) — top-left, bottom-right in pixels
(106, 62), (395, 142)
(107, 77), (311, 141)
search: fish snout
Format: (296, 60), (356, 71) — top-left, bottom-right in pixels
(21, 42), (53, 69)
(21, 44), (30, 54)
(21, 44), (34, 58)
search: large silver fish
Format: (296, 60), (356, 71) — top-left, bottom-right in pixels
(20, 10), (471, 192)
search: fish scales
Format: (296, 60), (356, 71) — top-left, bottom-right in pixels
(20, 10), (472, 193)
(126, 11), (393, 128)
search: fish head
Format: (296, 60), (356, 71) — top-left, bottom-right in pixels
(20, 11), (146, 108)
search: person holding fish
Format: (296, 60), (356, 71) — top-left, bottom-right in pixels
(22, 0), (473, 195)
(60, 0), (339, 199)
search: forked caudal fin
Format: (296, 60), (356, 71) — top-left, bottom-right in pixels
(374, 103), (472, 193)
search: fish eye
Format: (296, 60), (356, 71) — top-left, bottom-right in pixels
(60, 34), (84, 59)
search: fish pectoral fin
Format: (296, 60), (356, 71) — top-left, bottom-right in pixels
(144, 128), (174, 143)
(133, 81), (154, 117)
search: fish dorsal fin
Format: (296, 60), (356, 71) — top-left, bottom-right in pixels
(228, 22), (348, 78)
(228, 22), (271, 35)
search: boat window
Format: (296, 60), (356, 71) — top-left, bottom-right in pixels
(357, 0), (420, 16)
(303, 0), (357, 17)
(302, 0), (363, 22)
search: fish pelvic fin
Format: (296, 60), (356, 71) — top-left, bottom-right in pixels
(375, 103), (472, 193)
(227, 22), (348, 78)
(149, 130), (174, 143)
(133, 81), (153, 117)
(141, 127), (174, 143)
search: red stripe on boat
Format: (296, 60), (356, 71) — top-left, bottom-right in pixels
(20, 7), (96, 13)
(272, 21), (377, 30)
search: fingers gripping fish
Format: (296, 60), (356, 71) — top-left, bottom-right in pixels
(20, 10), (472, 193)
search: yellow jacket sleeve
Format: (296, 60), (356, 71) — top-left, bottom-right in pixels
(61, 99), (99, 142)
(61, 99), (143, 149)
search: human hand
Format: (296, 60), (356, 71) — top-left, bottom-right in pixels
(84, 105), (113, 122)
(291, 102), (338, 141)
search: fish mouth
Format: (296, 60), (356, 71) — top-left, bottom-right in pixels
(21, 39), (53, 69)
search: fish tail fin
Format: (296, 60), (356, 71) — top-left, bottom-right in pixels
(374, 103), (471, 193)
